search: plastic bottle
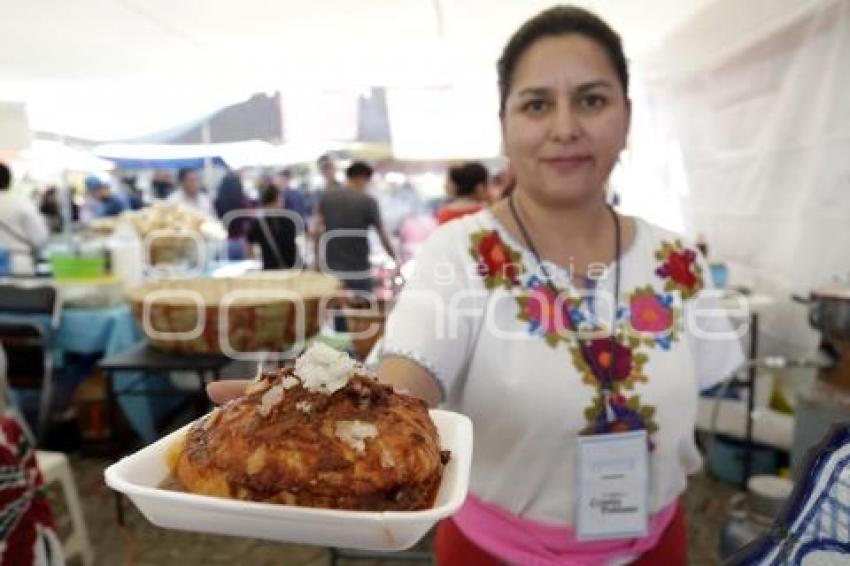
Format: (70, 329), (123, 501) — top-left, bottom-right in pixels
(107, 221), (143, 288)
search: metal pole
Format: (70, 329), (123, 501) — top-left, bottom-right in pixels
(59, 135), (73, 235)
(743, 313), (758, 485)
(201, 119), (213, 192)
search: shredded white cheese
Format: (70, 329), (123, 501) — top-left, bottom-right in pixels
(334, 420), (378, 454)
(282, 375), (300, 390)
(258, 384), (285, 417)
(294, 343), (357, 394)
(295, 400), (312, 414)
(245, 379), (271, 395)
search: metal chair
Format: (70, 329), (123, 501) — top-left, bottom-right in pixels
(0, 284), (61, 327)
(0, 323), (55, 442)
(0, 284), (60, 441)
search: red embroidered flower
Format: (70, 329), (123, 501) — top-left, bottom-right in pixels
(655, 241), (703, 299)
(473, 230), (520, 286)
(585, 337), (633, 385)
(517, 277), (576, 344)
(659, 249), (697, 287)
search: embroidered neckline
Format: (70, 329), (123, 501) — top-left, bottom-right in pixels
(482, 208), (645, 289)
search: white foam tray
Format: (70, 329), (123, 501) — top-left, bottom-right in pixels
(105, 409), (472, 551)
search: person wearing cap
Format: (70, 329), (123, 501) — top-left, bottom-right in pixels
(81, 175), (125, 222)
(0, 162), (49, 275)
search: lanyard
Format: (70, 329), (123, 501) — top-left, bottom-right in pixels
(508, 194), (622, 423)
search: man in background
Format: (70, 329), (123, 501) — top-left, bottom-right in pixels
(274, 169), (307, 224)
(151, 170), (175, 200)
(308, 153), (342, 218)
(168, 168), (213, 216)
(317, 154), (343, 192)
(315, 161), (396, 294)
(80, 176), (125, 222)
(0, 162), (49, 275)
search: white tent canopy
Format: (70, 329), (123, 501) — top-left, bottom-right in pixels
(1, 0), (715, 141)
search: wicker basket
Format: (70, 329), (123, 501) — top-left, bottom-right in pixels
(129, 271), (341, 354)
(146, 233), (201, 266)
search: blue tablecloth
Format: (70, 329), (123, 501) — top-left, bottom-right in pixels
(57, 305), (140, 357)
(2, 305), (186, 443)
(56, 305), (193, 443)
(7, 303), (356, 443)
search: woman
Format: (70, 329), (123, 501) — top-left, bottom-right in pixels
(215, 171), (250, 260)
(436, 162), (488, 224)
(246, 185), (299, 270)
(210, 6), (743, 564)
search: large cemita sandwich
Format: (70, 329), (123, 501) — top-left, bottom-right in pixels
(168, 343), (449, 511)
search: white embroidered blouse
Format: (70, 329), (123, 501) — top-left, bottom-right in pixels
(381, 209), (744, 525)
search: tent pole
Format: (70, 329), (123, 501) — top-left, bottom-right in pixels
(59, 134), (73, 235)
(202, 119), (213, 195)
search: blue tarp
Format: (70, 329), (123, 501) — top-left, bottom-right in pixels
(102, 156), (227, 169)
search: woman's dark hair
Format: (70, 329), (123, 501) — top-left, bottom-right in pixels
(449, 162), (489, 198)
(346, 161), (374, 180)
(260, 184), (280, 206)
(215, 172), (246, 216)
(0, 162), (10, 190)
(497, 5), (629, 115)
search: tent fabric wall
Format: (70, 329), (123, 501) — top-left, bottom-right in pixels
(634, 0), (850, 357)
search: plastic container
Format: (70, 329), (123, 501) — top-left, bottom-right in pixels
(105, 409), (473, 551)
(747, 475), (793, 517)
(710, 262), (729, 289)
(107, 222), (143, 288)
(49, 254), (107, 280)
(707, 435), (779, 485)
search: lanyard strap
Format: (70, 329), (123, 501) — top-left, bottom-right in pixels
(507, 195), (622, 419)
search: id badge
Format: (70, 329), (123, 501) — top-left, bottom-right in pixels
(576, 430), (649, 541)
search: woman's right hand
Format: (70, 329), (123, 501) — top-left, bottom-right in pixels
(206, 380), (250, 404)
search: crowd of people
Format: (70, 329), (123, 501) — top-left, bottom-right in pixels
(0, 155), (514, 278)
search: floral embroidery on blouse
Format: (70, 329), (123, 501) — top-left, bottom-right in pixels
(470, 230), (523, 289)
(570, 334), (649, 390)
(516, 276), (582, 347)
(624, 286), (680, 350)
(582, 392), (659, 439)
(469, 228), (665, 445)
(654, 240), (704, 299)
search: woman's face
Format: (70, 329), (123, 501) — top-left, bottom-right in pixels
(502, 34), (630, 208)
